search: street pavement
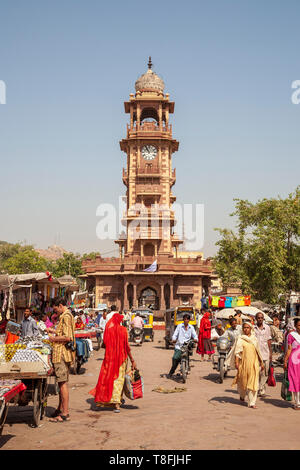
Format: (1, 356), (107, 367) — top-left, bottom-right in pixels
(0, 330), (299, 450)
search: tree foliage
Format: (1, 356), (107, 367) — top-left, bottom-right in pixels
(0, 243), (100, 281)
(51, 253), (83, 279)
(214, 187), (300, 303)
(0, 244), (51, 274)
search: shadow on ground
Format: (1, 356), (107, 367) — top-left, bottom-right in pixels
(86, 397), (139, 412)
(0, 434), (15, 449)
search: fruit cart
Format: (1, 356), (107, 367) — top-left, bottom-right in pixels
(0, 343), (52, 429)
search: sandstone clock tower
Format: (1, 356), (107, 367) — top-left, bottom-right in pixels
(116, 57), (183, 259)
(82, 59), (216, 312)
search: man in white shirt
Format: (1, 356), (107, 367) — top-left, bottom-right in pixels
(225, 318), (242, 345)
(168, 314), (198, 378)
(254, 312), (272, 397)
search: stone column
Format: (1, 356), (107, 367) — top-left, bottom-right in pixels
(124, 280), (129, 310)
(158, 103), (163, 131)
(170, 279), (174, 307)
(165, 108), (169, 129)
(160, 282), (166, 310)
(133, 282), (137, 308)
(137, 103), (141, 130)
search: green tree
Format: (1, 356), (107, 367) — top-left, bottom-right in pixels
(2, 246), (51, 274)
(214, 187), (300, 304)
(81, 252), (101, 261)
(52, 253), (83, 279)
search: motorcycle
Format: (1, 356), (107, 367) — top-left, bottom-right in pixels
(213, 336), (232, 383)
(180, 339), (195, 383)
(130, 327), (144, 346)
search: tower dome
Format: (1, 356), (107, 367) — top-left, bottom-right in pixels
(135, 57), (165, 94)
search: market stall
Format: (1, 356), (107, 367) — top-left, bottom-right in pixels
(73, 327), (100, 375)
(0, 333), (53, 428)
(209, 294), (252, 309)
(0, 379), (27, 435)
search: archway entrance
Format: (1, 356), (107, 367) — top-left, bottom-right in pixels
(139, 286), (159, 310)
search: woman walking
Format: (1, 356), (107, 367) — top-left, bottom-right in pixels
(284, 318), (300, 410)
(89, 313), (136, 413)
(231, 322), (264, 409)
(196, 311), (215, 361)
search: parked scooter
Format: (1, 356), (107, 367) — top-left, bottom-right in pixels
(130, 327), (144, 346)
(212, 336), (232, 383)
(180, 339), (194, 383)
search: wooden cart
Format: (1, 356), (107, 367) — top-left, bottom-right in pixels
(0, 363), (50, 428)
(0, 380), (27, 435)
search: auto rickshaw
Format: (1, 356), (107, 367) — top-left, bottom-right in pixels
(164, 305), (197, 349)
(130, 308), (154, 342)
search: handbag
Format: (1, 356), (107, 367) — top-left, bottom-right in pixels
(123, 369), (144, 400)
(281, 369), (292, 401)
(267, 362), (276, 387)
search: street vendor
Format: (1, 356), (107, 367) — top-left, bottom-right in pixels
(75, 316), (85, 330)
(20, 308), (39, 337)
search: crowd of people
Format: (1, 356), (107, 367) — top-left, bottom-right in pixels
(3, 299), (300, 424)
(191, 307), (300, 409)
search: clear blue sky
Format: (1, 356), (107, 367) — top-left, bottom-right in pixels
(0, 0), (299, 257)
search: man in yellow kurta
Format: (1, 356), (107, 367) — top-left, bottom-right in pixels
(231, 322), (264, 408)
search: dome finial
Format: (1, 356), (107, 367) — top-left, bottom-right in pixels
(148, 56), (153, 69)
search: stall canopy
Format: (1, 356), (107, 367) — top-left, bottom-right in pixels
(9, 273), (50, 284)
(56, 275), (79, 289)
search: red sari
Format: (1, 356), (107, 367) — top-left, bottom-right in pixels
(197, 312), (215, 355)
(89, 313), (129, 404)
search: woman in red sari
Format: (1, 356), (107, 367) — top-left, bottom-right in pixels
(197, 311), (215, 361)
(89, 313), (137, 413)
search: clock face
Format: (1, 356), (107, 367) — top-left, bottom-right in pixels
(141, 145), (157, 160)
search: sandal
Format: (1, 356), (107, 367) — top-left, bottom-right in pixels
(49, 414), (70, 422)
(50, 409), (62, 418)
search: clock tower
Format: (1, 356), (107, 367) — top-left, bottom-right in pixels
(117, 57), (183, 259)
(82, 59), (216, 313)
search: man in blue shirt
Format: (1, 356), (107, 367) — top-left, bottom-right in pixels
(20, 308), (39, 337)
(167, 314), (198, 378)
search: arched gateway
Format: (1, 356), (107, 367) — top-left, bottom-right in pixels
(139, 286), (159, 310)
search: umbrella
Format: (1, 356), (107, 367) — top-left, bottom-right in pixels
(216, 308), (250, 320)
(251, 301), (273, 310)
(235, 306), (273, 323)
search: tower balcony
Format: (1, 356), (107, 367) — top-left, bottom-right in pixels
(132, 228), (162, 239)
(122, 207), (176, 221)
(126, 122), (172, 138)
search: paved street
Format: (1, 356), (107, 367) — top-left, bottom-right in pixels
(0, 330), (299, 450)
